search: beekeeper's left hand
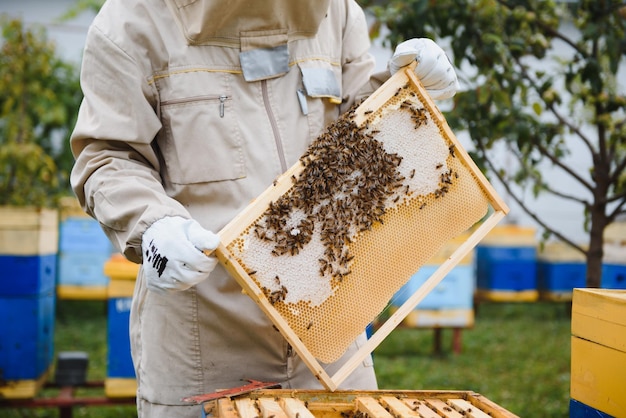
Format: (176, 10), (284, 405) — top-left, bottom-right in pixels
(388, 38), (459, 100)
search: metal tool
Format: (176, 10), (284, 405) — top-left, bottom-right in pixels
(182, 379), (281, 404)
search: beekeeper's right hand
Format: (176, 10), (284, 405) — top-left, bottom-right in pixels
(141, 216), (220, 294)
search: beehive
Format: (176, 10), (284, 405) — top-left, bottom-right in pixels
(571, 288), (626, 417)
(537, 241), (586, 301)
(103, 253), (139, 398)
(393, 233), (475, 329)
(0, 206), (57, 399)
(200, 389), (520, 418)
(475, 225), (538, 302)
(57, 197), (114, 300)
(215, 65), (508, 390)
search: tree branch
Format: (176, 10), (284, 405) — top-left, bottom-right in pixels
(476, 139), (587, 253)
(609, 152), (626, 185)
(505, 143), (590, 204)
(608, 197), (626, 222)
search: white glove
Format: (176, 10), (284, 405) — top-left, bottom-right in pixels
(388, 38), (459, 100)
(141, 216), (220, 294)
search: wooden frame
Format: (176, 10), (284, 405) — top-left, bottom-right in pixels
(215, 65), (509, 391)
(202, 389), (521, 418)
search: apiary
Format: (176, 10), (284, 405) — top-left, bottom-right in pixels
(199, 389), (520, 418)
(215, 64), (508, 390)
(570, 288), (626, 417)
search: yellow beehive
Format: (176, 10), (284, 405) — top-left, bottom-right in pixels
(215, 65), (508, 390)
(571, 288), (626, 417)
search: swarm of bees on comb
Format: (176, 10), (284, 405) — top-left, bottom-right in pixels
(232, 83), (460, 309)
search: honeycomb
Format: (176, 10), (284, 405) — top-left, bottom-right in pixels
(221, 75), (493, 364)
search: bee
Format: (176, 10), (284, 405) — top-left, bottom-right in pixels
(364, 109), (373, 115)
(449, 144), (456, 157)
(409, 169), (415, 179)
(307, 321), (313, 330)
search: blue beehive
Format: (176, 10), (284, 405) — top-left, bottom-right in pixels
(57, 214), (115, 295)
(569, 399), (613, 418)
(395, 264), (474, 310)
(58, 217), (112, 253)
(107, 294), (134, 378)
(0, 290), (55, 380)
(0, 254), (57, 296)
(391, 233), (476, 329)
(475, 225), (538, 301)
(537, 242), (587, 301)
(602, 263), (626, 289)
(58, 251), (113, 286)
(103, 254), (139, 398)
(0, 207), (58, 398)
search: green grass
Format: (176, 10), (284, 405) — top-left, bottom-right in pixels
(2, 300), (571, 417)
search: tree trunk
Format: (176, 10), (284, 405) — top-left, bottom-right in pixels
(586, 203), (606, 288)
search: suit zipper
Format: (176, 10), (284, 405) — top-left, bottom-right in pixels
(160, 94), (229, 118)
(261, 80), (287, 173)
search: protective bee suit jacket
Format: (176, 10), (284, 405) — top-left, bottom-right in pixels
(71, 0), (386, 415)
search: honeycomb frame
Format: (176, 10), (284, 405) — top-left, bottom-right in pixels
(214, 64), (509, 391)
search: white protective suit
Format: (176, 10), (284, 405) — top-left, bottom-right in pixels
(70, 0), (388, 416)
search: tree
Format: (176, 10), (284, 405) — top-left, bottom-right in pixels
(364, 0), (626, 287)
(58, 0), (105, 20)
(0, 16), (82, 207)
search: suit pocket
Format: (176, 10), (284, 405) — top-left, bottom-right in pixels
(156, 72), (246, 185)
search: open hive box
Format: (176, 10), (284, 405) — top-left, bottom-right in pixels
(215, 64), (509, 391)
(202, 389), (520, 418)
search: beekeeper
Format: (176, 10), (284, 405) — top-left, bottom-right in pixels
(70, 0), (458, 416)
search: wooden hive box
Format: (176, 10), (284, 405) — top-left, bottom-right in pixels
(103, 253), (139, 398)
(571, 288), (626, 417)
(214, 64), (508, 390)
(200, 389), (520, 418)
(0, 206), (58, 256)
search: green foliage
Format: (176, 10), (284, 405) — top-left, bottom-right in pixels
(0, 16), (82, 207)
(364, 0), (626, 286)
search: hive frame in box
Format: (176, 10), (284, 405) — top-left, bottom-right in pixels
(214, 64), (509, 391)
